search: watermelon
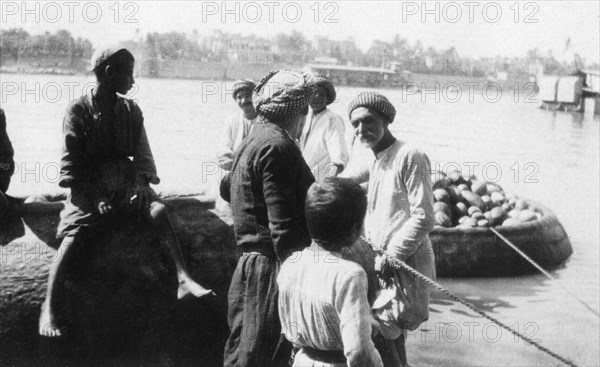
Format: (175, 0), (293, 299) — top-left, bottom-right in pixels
(519, 209), (537, 222)
(471, 180), (488, 196)
(435, 211), (452, 228)
(434, 201), (452, 219)
(502, 218), (521, 227)
(461, 190), (486, 212)
(433, 189), (450, 204)
(489, 207), (508, 226)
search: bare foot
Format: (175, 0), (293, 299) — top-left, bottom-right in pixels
(177, 279), (216, 300)
(39, 302), (62, 337)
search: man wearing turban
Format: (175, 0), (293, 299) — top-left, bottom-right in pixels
(220, 70), (315, 367)
(217, 79), (259, 171)
(341, 91), (435, 367)
(299, 75), (349, 182)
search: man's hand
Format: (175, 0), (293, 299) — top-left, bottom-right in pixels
(94, 197), (112, 215)
(131, 176), (150, 210)
(375, 253), (396, 288)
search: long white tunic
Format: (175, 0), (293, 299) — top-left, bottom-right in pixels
(299, 108), (349, 182)
(217, 113), (259, 170)
(278, 243), (383, 367)
(342, 139), (436, 333)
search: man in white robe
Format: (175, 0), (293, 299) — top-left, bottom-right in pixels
(341, 91), (436, 367)
(299, 75), (349, 182)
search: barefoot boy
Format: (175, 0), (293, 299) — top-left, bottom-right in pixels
(39, 45), (213, 337)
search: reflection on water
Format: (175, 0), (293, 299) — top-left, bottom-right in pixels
(1, 73), (598, 365)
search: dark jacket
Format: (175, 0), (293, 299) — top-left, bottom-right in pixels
(221, 122), (315, 261)
(59, 92), (159, 193)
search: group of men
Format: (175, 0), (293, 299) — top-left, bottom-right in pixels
(1, 44), (436, 367)
(218, 70), (436, 366)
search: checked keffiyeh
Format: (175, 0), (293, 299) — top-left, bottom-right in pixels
(253, 70), (315, 122)
(348, 91), (396, 123)
(232, 79), (256, 100)
(313, 74), (337, 105)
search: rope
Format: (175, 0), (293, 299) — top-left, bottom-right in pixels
(490, 227), (600, 319)
(362, 237), (580, 367)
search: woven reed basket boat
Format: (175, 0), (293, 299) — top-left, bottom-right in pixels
(430, 199), (573, 277)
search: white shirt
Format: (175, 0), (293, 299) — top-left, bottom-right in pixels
(217, 113), (259, 171)
(278, 243), (383, 367)
(299, 108), (349, 182)
(342, 140), (436, 333)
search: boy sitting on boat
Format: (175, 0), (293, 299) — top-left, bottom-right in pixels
(39, 45), (214, 338)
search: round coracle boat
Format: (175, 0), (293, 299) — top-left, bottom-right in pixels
(429, 173), (573, 277)
(431, 199), (573, 277)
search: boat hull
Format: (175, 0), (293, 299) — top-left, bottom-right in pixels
(431, 200), (573, 277)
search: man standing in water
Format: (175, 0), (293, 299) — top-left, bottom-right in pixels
(342, 91), (435, 366)
(39, 45), (213, 337)
(220, 70), (315, 367)
(299, 75), (348, 181)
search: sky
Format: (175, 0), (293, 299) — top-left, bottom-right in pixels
(1, 0), (599, 64)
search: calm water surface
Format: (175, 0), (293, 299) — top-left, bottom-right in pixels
(2, 73), (599, 366)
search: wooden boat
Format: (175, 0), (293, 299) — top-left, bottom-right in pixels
(431, 200), (573, 277)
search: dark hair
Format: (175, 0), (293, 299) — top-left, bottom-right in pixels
(305, 177), (367, 251)
(93, 49), (135, 81)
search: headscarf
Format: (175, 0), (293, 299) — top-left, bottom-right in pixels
(313, 74), (337, 105)
(347, 91), (396, 123)
(232, 79), (256, 100)
(253, 70), (315, 121)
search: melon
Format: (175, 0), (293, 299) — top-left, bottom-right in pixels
(445, 185), (463, 205)
(434, 201), (452, 219)
(490, 192), (505, 206)
(435, 211), (452, 228)
(519, 209), (537, 222)
(480, 195), (492, 211)
(468, 206), (482, 216)
(433, 189), (450, 204)
(508, 209), (521, 219)
(471, 180), (488, 196)
(471, 212), (485, 221)
(502, 218), (522, 227)
(477, 219), (490, 227)
(454, 202), (468, 218)
(488, 207), (508, 226)
(486, 182), (503, 194)
(458, 215), (471, 224)
(461, 190), (486, 212)
(460, 217), (478, 228)
(514, 199), (528, 210)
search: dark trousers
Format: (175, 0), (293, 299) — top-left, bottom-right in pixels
(374, 333), (408, 367)
(223, 252), (292, 367)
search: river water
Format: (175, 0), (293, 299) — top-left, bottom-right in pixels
(1, 73), (599, 365)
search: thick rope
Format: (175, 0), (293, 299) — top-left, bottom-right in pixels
(490, 227), (600, 319)
(362, 237), (580, 367)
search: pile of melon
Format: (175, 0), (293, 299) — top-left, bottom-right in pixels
(432, 172), (543, 229)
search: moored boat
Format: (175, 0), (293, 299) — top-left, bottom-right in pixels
(431, 200), (573, 277)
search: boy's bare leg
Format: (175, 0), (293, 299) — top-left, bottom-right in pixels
(150, 203), (215, 299)
(39, 235), (75, 337)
